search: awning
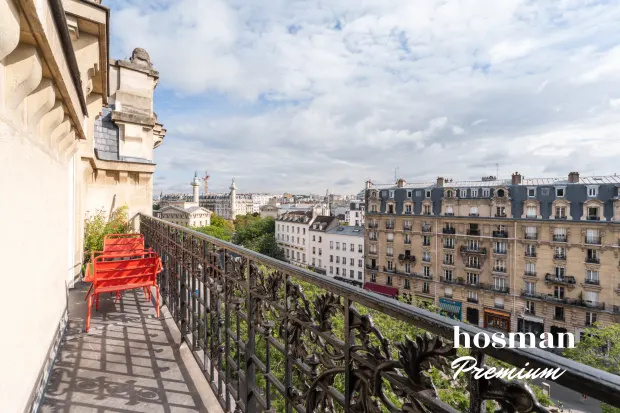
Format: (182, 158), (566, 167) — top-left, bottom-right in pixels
(520, 314), (545, 324)
(439, 299), (462, 314)
(484, 308), (511, 318)
(363, 282), (399, 298)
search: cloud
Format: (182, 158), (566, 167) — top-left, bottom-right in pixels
(105, 0), (620, 194)
(335, 178), (354, 186)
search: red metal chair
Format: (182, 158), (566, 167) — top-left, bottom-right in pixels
(85, 250), (162, 332)
(103, 233), (145, 256)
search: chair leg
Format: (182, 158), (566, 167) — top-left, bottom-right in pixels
(86, 295), (93, 333)
(115, 291), (121, 303)
(84, 284), (92, 301)
(96, 294), (99, 311)
(155, 286), (160, 318)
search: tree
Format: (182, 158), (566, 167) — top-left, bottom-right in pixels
(563, 323), (620, 412)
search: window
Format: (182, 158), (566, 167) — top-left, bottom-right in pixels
(387, 233), (394, 242)
(446, 190), (453, 198)
(387, 276), (393, 285)
(554, 307), (564, 321)
(586, 270), (599, 283)
(554, 286), (565, 299)
(444, 286), (453, 297)
(329, 266), (333, 274)
(387, 261), (393, 270)
(423, 235), (431, 246)
(425, 190), (431, 198)
(342, 243), (346, 250)
(525, 244), (536, 257)
(554, 246), (566, 259)
(444, 253), (454, 265)
(358, 271), (362, 280)
(460, 189), (467, 198)
(407, 190), (412, 198)
(350, 270), (354, 278)
(525, 226), (537, 239)
(422, 281), (429, 292)
(336, 242), (340, 250)
(404, 279), (411, 289)
(319, 248), (322, 256)
(496, 206), (506, 217)
(422, 251), (431, 262)
(526, 206), (537, 218)
(525, 281), (535, 294)
(336, 268), (340, 275)
(358, 259), (362, 267)
(404, 263), (411, 274)
(370, 273), (376, 282)
(443, 269), (453, 281)
(423, 204), (432, 214)
(586, 312), (597, 326)
(387, 246), (393, 257)
(350, 258), (354, 266)
(587, 207), (599, 220)
(313, 247), (316, 254)
(493, 259), (506, 272)
(319, 236), (322, 242)
(587, 186), (598, 197)
(312, 235), (316, 241)
(482, 188), (490, 197)
(494, 296), (504, 308)
(389, 190), (395, 199)
(527, 188), (536, 197)
(471, 189), (478, 197)
(494, 278), (506, 291)
(469, 206), (478, 216)
(350, 244), (354, 252)
(586, 229), (600, 243)
(555, 266), (565, 278)
(336, 256), (340, 264)
(358, 244), (362, 253)
(369, 245), (376, 254)
(556, 187), (565, 197)
(416, 190), (422, 197)
(525, 262), (536, 275)
(555, 206), (566, 219)
(444, 238), (454, 249)
(494, 241), (507, 254)
(423, 266), (431, 277)
(330, 241), (334, 249)
(468, 290), (478, 302)
(297, 227), (300, 234)
(468, 239), (480, 250)
(525, 301), (535, 314)
(467, 272), (479, 285)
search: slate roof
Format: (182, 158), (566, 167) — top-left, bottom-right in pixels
(327, 225), (365, 237)
(93, 106), (153, 164)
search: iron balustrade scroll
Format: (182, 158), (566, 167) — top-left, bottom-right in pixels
(139, 215), (620, 413)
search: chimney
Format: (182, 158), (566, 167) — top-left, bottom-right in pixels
(436, 177), (444, 187)
(568, 171), (580, 183)
(397, 178), (406, 188)
(365, 179), (373, 190)
(511, 172), (522, 185)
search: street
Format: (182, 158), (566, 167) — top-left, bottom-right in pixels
(534, 379), (601, 413)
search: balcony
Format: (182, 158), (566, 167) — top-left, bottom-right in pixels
(460, 246), (487, 255)
(403, 225), (412, 231)
(553, 254), (566, 261)
(366, 264), (378, 270)
(585, 237), (601, 245)
(587, 216), (601, 221)
(404, 239), (412, 244)
(524, 271), (537, 278)
(33, 216), (620, 413)
(404, 210), (413, 215)
(467, 229), (480, 236)
(586, 256), (601, 264)
(443, 243), (455, 250)
(494, 249), (507, 255)
(495, 213), (507, 218)
(469, 213), (479, 217)
(398, 254), (416, 263)
(524, 233), (538, 240)
(467, 297), (479, 304)
(385, 223), (394, 230)
(520, 289), (605, 310)
(466, 262), (481, 269)
(442, 227), (456, 234)
(584, 278), (600, 286)
(422, 224), (432, 233)
(383, 266), (396, 273)
(525, 251), (537, 258)
(492, 230), (508, 238)
(552, 235), (568, 242)
(367, 222), (378, 229)
(544, 273), (577, 285)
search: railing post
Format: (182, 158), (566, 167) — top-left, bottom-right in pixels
(468, 349), (486, 413)
(243, 259), (257, 412)
(343, 298), (352, 413)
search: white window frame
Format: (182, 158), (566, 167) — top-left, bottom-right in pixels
(471, 189), (478, 197)
(459, 189), (467, 198)
(482, 188), (490, 197)
(527, 187), (536, 198)
(587, 186), (598, 197)
(555, 186), (565, 197)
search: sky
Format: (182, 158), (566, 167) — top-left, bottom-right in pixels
(106, 0), (620, 195)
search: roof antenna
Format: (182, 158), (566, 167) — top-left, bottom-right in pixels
(496, 163), (499, 179)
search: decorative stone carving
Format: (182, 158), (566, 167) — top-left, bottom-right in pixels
(5, 44), (43, 110)
(0, 0), (20, 62)
(39, 102), (65, 146)
(27, 79), (56, 132)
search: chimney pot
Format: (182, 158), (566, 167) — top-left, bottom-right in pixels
(436, 177), (444, 187)
(397, 178), (406, 188)
(511, 172), (522, 185)
(568, 172), (580, 183)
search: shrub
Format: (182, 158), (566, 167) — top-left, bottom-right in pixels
(83, 205), (132, 263)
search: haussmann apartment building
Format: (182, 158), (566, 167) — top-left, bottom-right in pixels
(364, 172), (620, 341)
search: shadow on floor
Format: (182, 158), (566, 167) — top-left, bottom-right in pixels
(40, 282), (207, 413)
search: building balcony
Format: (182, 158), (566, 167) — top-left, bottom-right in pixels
(367, 222), (378, 229)
(443, 260), (455, 266)
(467, 229), (480, 236)
(553, 235), (568, 242)
(385, 224), (395, 230)
(614, 305), (620, 314)
(524, 234), (538, 240)
(398, 254), (416, 263)
(495, 213), (507, 218)
(553, 254), (566, 260)
(525, 251), (537, 258)
(544, 273), (577, 285)
(422, 241), (431, 247)
(587, 216), (601, 221)
(586, 257), (601, 264)
(469, 213), (479, 217)
(494, 249), (507, 255)
(585, 237), (601, 245)
(404, 239), (412, 244)
(403, 210), (413, 215)
(460, 246), (487, 255)
(520, 290), (604, 310)
(404, 272), (433, 281)
(584, 278), (600, 286)
(422, 224), (432, 233)
(366, 264), (378, 270)
(467, 297), (479, 303)
(524, 271), (537, 278)
(443, 243), (455, 250)
(442, 227), (456, 234)
(492, 230), (508, 238)
(383, 266), (396, 273)
(403, 226), (412, 231)
(444, 212), (455, 216)
(28, 216), (620, 413)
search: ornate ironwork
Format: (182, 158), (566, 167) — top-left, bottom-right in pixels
(139, 215), (620, 413)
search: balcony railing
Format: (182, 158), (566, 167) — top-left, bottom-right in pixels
(524, 233), (538, 240)
(467, 229), (480, 236)
(383, 266), (396, 273)
(492, 230), (508, 238)
(467, 297), (479, 303)
(422, 224), (432, 233)
(553, 235), (568, 242)
(443, 243), (455, 250)
(585, 237), (601, 245)
(367, 222), (378, 228)
(584, 278), (600, 285)
(442, 227), (456, 234)
(385, 223), (394, 229)
(460, 246), (487, 255)
(398, 254), (416, 262)
(525, 251), (536, 257)
(494, 249), (507, 255)
(520, 289), (605, 310)
(403, 225), (412, 231)
(524, 271), (537, 277)
(495, 213), (507, 217)
(366, 264), (378, 270)
(586, 257), (600, 264)
(545, 273), (577, 285)
(139, 215), (620, 412)
(553, 254), (566, 260)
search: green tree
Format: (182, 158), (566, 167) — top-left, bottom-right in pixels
(564, 323), (620, 412)
(83, 205), (131, 259)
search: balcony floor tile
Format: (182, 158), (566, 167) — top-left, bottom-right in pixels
(40, 282), (222, 413)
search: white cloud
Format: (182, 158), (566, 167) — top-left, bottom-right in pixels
(106, 0), (620, 193)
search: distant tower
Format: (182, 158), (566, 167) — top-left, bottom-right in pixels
(230, 178), (237, 219)
(191, 172), (200, 203)
(202, 170), (210, 195)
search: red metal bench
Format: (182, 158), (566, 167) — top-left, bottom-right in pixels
(103, 233), (145, 256)
(85, 250), (162, 332)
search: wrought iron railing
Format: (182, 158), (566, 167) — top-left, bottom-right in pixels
(139, 215), (620, 412)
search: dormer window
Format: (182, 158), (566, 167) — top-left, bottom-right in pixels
(471, 189), (478, 197)
(425, 190), (431, 198)
(556, 187), (565, 197)
(496, 189), (505, 198)
(527, 188), (536, 198)
(407, 190), (412, 198)
(482, 188), (490, 197)
(389, 190), (395, 199)
(587, 186), (598, 197)
(460, 189), (467, 198)
(446, 190), (453, 198)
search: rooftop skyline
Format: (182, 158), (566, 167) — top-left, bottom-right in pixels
(107, 0), (620, 194)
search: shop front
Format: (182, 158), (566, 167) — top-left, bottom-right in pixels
(517, 314), (544, 336)
(439, 298), (462, 321)
(484, 308), (511, 332)
(466, 307), (479, 326)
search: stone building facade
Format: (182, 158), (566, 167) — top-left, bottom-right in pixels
(365, 172), (620, 341)
(0, 1), (164, 410)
